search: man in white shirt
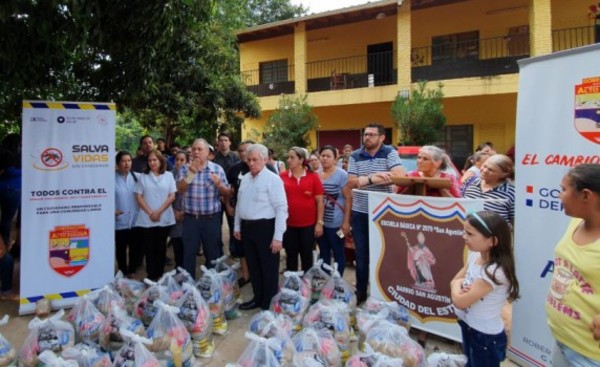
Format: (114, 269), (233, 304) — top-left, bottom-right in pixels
(234, 144), (288, 310)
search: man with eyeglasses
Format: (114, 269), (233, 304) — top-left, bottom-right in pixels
(342, 123), (404, 304)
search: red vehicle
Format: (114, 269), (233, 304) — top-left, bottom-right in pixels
(397, 146), (461, 178)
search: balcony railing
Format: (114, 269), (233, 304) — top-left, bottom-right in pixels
(411, 34), (529, 82)
(242, 64), (295, 97)
(553, 25), (598, 52)
(305, 51), (397, 92)
(242, 26), (599, 97)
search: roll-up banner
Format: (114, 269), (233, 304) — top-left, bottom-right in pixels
(20, 100), (115, 315)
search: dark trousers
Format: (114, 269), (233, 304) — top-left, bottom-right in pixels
(226, 212), (243, 257)
(458, 319), (507, 367)
(115, 227), (142, 276)
(316, 226), (346, 276)
(351, 211), (369, 298)
(242, 219), (279, 310)
(0, 188), (20, 244)
(283, 225), (314, 273)
(170, 237), (183, 269)
(139, 226), (171, 281)
(182, 213), (221, 278)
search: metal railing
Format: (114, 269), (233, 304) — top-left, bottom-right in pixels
(241, 64), (295, 97)
(305, 51), (397, 92)
(242, 27), (600, 96)
(411, 34), (529, 82)
(553, 25), (598, 52)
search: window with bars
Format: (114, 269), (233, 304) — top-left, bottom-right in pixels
(259, 59), (289, 84)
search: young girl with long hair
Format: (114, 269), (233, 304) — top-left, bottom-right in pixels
(546, 163), (600, 365)
(451, 210), (520, 366)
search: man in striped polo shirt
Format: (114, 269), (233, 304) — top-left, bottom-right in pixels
(343, 123), (404, 304)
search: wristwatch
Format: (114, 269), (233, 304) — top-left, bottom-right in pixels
(367, 174), (373, 185)
(317, 220), (324, 225)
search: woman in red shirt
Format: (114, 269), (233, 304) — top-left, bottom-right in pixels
(281, 147), (324, 272)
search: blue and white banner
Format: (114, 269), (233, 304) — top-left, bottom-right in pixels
(511, 44), (600, 366)
(20, 101), (115, 314)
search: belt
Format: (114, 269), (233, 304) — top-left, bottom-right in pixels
(241, 218), (274, 223)
(185, 212), (218, 219)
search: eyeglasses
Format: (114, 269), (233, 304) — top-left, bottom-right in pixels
(363, 133), (381, 138)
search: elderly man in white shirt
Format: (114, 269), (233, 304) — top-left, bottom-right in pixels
(234, 144), (288, 310)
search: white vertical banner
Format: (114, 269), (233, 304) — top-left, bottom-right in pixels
(510, 44), (600, 366)
(368, 192), (484, 341)
(20, 100), (115, 315)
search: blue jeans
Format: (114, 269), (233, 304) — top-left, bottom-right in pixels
(351, 211), (369, 298)
(0, 188), (20, 244)
(0, 254), (14, 293)
(458, 319), (507, 367)
(554, 341), (600, 367)
(182, 213), (222, 278)
(317, 226), (346, 276)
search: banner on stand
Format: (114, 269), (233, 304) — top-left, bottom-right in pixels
(511, 44), (600, 366)
(20, 100), (115, 315)
(368, 192), (484, 341)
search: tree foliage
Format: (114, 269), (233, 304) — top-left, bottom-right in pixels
(217, 0), (307, 30)
(0, 0), (261, 144)
(262, 94), (318, 160)
(391, 81), (446, 146)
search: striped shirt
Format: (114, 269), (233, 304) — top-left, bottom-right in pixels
(321, 168), (348, 228)
(464, 178), (515, 223)
(178, 162), (228, 215)
(347, 145), (403, 213)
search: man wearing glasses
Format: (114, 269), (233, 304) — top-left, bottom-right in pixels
(343, 123), (404, 304)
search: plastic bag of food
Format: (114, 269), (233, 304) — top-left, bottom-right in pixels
(91, 285), (126, 316)
(281, 271), (310, 299)
(233, 331), (283, 367)
(37, 349), (78, 366)
(157, 269), (185, 303)
(303, 299), (351, 363)
(213, 255), (243, 305)
(270, 288), (309, 331)
(293, 327), (341, 367)
(112, 271), (146, 314)
(133, 279), (169, 327)
(426, 352), (468, 367)
(365, 320), (425, 367)
(0, 315), (16, 366)
(175, 283), (214, 358)
(211, 256), (240, 320)
(248, 311), (293, 337)
(62, 342), (111, 367)
(362, 297), (410, 330)
(67, 294), (106, 343)
(112, 328), (160, 367)
(196, 265), (227, 335)
(172, 267), (196, 288)
(303, 255), (331, 304)
(99, 301), (145, 354)
(19, 310), (76, 367)
(146, 300), (194, 367)
(356, 308), (391, 348)
(320, 263), (357, 340)
(248, 316), (294, 366)
(345, 342), (407, 367)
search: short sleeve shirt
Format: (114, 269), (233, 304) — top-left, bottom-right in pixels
(134, 171), (176, 228)
(347, 145), (402, 213)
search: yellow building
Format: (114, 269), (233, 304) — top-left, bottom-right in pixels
(237, 0), (597, 167)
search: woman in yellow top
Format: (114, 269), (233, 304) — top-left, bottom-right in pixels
(546, 163), (600, 365)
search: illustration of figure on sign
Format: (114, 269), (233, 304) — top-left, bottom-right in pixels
(401, 231), (437, 291)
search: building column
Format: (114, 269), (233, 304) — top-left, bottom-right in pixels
(294, 21), (307, 94)
(396, 0), (412, 92)
(529, 0), (553, 56)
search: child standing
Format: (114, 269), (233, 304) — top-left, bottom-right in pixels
(451, 210), (520, 367)
(546, 163), (600, 366)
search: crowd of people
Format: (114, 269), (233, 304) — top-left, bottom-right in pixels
(0, 123), (598, 365)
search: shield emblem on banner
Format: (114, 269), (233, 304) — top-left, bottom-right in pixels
(48, 225), (90, 277)
(375, 204), (465, 323)
(574, 80), (600, 145)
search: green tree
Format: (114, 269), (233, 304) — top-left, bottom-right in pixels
(217, 0), (307, 30)
(0, 0), (260, 143)
(262, 94), (318, 159)
(391, 81), (446, 146)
